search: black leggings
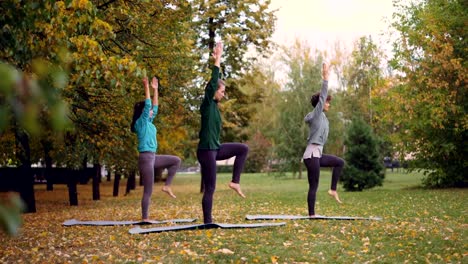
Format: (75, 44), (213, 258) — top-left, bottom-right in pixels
(303, 154), (345, 215)
(197, 143), (249, 223)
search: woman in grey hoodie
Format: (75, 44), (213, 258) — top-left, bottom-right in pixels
(303, 63), (345, 217)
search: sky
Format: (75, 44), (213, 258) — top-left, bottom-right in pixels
(269, 0), (396, 51)
(265, 0), (397, 86)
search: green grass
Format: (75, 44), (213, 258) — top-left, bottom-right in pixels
(1, 170), (466, 263)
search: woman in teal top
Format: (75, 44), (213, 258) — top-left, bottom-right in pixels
(197, 41), (249, 224)
(131, 76), (180, 221)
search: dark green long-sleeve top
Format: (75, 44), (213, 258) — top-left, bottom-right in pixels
(198, 66), (221, 150)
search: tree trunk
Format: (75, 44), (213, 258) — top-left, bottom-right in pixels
(125, 170), (136, 195)
(18, 165), (36, 213)
(208, 17), (215, 51)
(92, 163), (100, 200)
(113, 171), (120, 197)
(15, 127), (36, 213)
(42, 140), (54, 191)
(67, 170), (78, 206)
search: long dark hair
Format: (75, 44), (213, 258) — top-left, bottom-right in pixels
(130, 101), (145, 133)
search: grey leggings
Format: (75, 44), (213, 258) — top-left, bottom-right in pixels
(139, 152), (181, 219)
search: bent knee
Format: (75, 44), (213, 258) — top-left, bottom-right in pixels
(240, 143), (249, 153)
(174, 156), (182, 166)
(337, 158), (345, 167)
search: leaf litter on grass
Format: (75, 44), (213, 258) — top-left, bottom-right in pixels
(0, 173), (466, 263)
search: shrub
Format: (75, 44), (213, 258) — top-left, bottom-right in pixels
(341, 117), (385, 191)
(244, 132), (272, 173)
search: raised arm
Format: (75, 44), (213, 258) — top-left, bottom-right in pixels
(143, 77), (150, 99)
(206, 42), (223, 97)
(304, 63), (329, 122)
(151, 76), (158, 106)
(322, 62), (329, 82)
(213, 41), (222, 68)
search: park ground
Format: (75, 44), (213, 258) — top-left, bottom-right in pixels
(0, 170), (466, 263)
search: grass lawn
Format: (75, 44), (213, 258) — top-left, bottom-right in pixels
(1, 170), (466, 263)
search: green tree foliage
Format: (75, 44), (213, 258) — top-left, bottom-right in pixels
(237, 64), (280, 172)
(192, 0), (276, 78)
(0, 194), (25, 236)
(324, 94), (347, 157)
(340, 36), (396, 158)
(390, 0), (467, 187)
(190, 0), (277, 148)
(221, 63), (278, 142)
(341, 117), (385, 191)
(219, 80), (253, 143)
(343, 36), (386, 123)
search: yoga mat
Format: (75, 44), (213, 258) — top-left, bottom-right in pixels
(129, 222), (286, 234)
(63, 218), (197, 226)
(246, 214), (382, 221)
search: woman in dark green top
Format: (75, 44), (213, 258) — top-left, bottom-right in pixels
(197, 42), (249, 224)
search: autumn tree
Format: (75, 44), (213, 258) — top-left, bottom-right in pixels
(94, 0), (197, 160)
(0, 0), (153, 207)
(390, 0), (467, 187)
(0, 0), (75, 212)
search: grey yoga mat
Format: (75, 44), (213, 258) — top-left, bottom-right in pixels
(129, 222), (286, 234)
(63, 218), (197, 226)
(246, 214), (382, 221)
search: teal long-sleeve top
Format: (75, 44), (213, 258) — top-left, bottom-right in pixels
(304, 80), (329, 146)
(198, 66), (222, 150)
(134, 98), (158, 153)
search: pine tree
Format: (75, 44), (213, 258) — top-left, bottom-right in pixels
(341, 117), (385, 191)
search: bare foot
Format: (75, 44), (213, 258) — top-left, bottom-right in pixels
(142, 219), (150, 222)
(162, 186), (176, 198)
(328, 190), (342, 204)
(228, 182), (246, 198)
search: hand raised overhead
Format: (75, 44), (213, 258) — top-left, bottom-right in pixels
(322, 62), (329, 81)
(151, 77), (158, 91)
(212, 41), (223, 67)
(143, 77), (149, 89)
